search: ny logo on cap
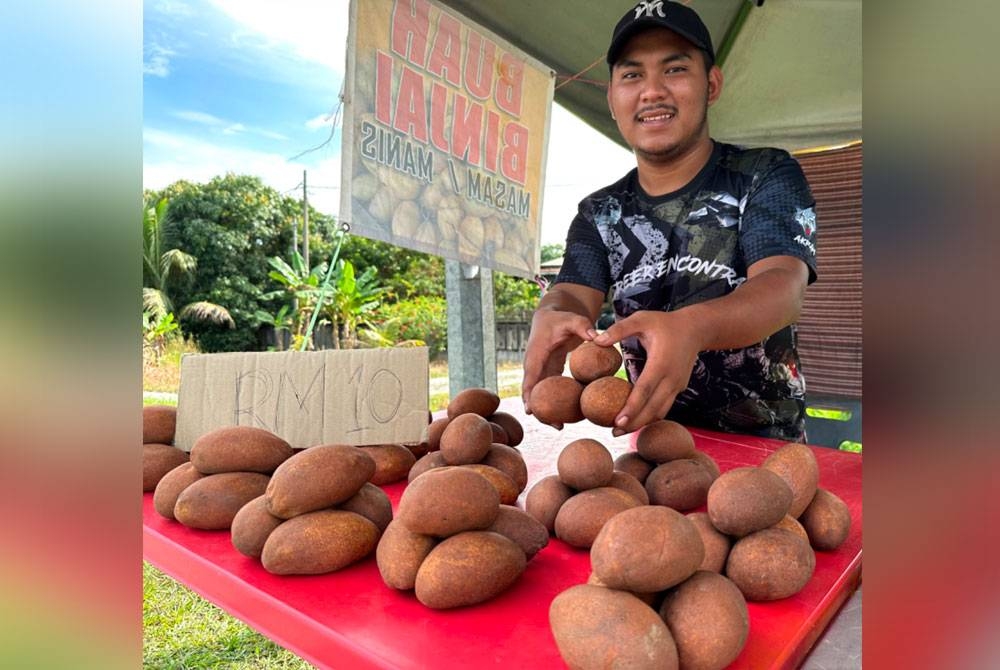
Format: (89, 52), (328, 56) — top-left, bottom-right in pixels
(634, 0), (667, 20)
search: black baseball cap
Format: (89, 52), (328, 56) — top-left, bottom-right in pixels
(607, 1), (715, 69)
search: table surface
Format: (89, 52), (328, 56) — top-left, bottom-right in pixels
(144, 398), (862, 669)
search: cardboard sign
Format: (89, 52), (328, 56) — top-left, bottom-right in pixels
(174, 348), (429, 451)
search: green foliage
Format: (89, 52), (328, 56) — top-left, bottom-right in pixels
(142, 310), (179, 362)
(540, 242), (565, 263)
(493, 271), (541, 318)
(322, 259), (386, 349)
(373, 295), (448, 358)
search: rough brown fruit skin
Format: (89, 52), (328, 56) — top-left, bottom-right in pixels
(481, 444), (528, 492)
(190, 426), (294, 475)
(143, 443), (189, 492)
(439, 413), (493, 465)
(360, 444), (417, 485)
(153, 462), (206, 520)
(397, 467), (500, 537)
(761, 442), (820, 518)
(487, 411), (524, 447)
(487, 505), (550, 560)
(414, 531), (526, 608)
(799, 488), (852, 550)
(568, 341), (623, 384)
(690, 449), (721, 480)
(557, 438), (614, 491)
(447, 387), (501, 419)
(408, 451), (447, 482)
(424, 417), (450, 451)
(376, 520), (438, 590)
(614, 451), (655, 484)
(528, 376), (584, 425)
(660, 571), (749, 670)
(339, 482), (393, 533)
(645, 459), (715, 511)
(591, 505), (704, 593)
(686, 512), (732, 573)
(607, 471), (650, 505)
(524, 475), (574, 533)
(635, 420), (696, 463)
(143, 405), (177, 445)
(773, 514), (810, 545)
(265, 445), (375, 519)
(554, 486), (644, 549)
(174, 472), (271, 530)
(461, 464), (520, 505)
(550, 584), (679, 670)
(579, 376), (633, 427)
(230, 495), (284, 558)
(707, 466), (793, 536)
(261, 510), (379, 575)
(726, 527), (816, 601)
(487, 422), (509, 445)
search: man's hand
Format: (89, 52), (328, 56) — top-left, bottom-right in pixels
(592, 310), (703, 436)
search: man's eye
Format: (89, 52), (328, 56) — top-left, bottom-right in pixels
(667, 66), (687, 74)
(621, 71), (639, 80)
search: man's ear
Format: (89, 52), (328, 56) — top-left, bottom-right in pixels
(606, 82), (616, 120)
(707, 65), (724, 106)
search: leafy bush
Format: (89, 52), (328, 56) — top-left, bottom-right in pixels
(374, 296), (448, 359)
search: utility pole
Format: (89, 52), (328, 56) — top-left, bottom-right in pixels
(302, 169), (309, 270)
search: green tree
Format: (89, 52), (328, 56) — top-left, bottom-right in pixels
(322, 260), (386, 349)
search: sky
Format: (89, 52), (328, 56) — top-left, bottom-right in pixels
(142, 0), (636, 249)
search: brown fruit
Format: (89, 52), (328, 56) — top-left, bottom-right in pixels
(686, 512), (732, 573)
(230, 495), (284, 558)
(487, 505), (549, 560)
(635, 420), (696, 463)
(376, 519), (437, 590)
(174, 472), (271, 530)
(773, 514), (810, 545)
(153, 462), (205, 520)
(707, 466), (793, 536)
(265, 444), (376, 519)
(481, 444), (528, 492)
(613, 451), (655, 484)
(524, 475), (574, 533)
(726, 527), (816, 600)
(487, 411), (524, 447)
(190, 426), (293, 475)
(761, 442), (820, 518)
(528, 376), (584, 425)
(424, 417), (450, 451)
(487, 421), (509, 445)
(360, 444), (417, 485)
(660, 571), (749, 670)
(143, 405), (176, 445)
(408, 451), (448, 482)
(554, 486), (643, 549)
(591, 505), (704, 593)
(414, 531), (526, 608)
(607, 471), (650, 505)
(568, 341), (623, 383)
(339, 482), (393, 533)
(550, 585), (679, 670)
(557, 438), (614, 490)
(800, 488), (852, 551)
(645, 459), (714, 511)
(447, 387), (500, 419)
(439, 413), (493, 465)
(397, 467), (500, 537)
(690, 449), (721, 480)
(261, 510), (379, 575)
(143, 443), (189, 492)
(461, 464), (520, 505)
(579, 376), (632, 427)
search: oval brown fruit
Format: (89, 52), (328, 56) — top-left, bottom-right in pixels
(397, 466), (500, 537)
(614, 451), (655, 484)
(174, 472), (271, 530)
(568, 341), (623, 384)
(265, 444), (376, 519)
(376, 519), (438, 590)
(607, 471), (650, 505)
(481, 444), (528, 492)
(550, 584), (679, 670)
(447, 387), (500, 419)
(190, 425), (293, 475)
(439, 413), (493, 465)
(360, 444), (416, 485)
(686, 512), (732, 573)
(487, 411), (524, 447)
(143, 405), (177, 445)
(707, 466), (793, 537)
(726, 527), (816, 601)
(645, 458), (714, 511)
(557, 438), (614, 491)
(261, 510), (379, 575)
(579, 376), (632, 428)
(487, 504), (550, 560)
(524, 475), (574, 533)
(339, 482), (393, 533)
(153, 462), (205, 520)
(528, 376), (584, 425)
(554, 486), (643, 549)
(408, 451), (448, 482)
(230, 495), (284, 558)
(461, 464), (520, 505)
(660, 571), (749, 670)
(414, 531), (526, 608)
(143, 443), (189, 492)
(800, 488), (852, 551)
(635, 420), (696, 463)
(761, 442), (820, 518)
(424, 417), (450, 452)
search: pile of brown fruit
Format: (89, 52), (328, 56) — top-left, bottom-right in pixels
(529, 341), (633, 427)
(142, 405), (189, 492)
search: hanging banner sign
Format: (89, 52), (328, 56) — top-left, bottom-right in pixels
(340, 0), (555, 279)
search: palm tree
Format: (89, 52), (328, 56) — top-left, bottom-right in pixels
(142, 195), (234, 328)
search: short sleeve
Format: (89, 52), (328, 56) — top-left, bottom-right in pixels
(740, 153), (819, 284)
(553, 201), (613, 294)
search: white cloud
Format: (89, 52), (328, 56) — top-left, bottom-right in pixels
(155, 0), (195, 17)
(173, 110), (226, 126)
(222, 123), (247, 135)
(306, 113), (334, 131)
(143, 42), (175, 77)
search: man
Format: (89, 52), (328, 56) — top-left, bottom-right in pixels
(522, 1), (818, 441)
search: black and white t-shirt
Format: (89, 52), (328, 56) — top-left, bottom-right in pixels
(555, 141), (818, 440)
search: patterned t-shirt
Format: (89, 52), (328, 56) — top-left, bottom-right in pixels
(555, 141), (818, 440)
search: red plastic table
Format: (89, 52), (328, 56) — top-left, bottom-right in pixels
(144, 398), (862, 669)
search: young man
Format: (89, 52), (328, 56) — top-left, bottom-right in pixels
(522, 1), (818, 441)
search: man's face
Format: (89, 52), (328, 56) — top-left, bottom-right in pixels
(607, 27), (722, 164)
